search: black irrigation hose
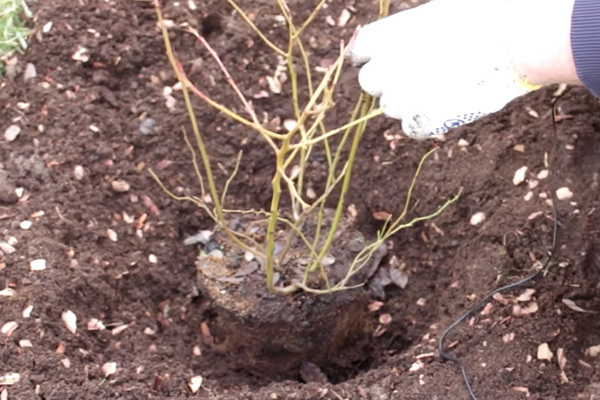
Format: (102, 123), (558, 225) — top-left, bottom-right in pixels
(438, 90), (569, 400)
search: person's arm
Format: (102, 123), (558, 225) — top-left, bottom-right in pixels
(349, 0), (599, 139)
(571, 0), (600, 97)
(509, 0), (579, 86)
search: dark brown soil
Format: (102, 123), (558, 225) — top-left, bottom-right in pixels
(1, 1), (600, 399)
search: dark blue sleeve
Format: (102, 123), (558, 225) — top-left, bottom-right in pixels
(571, 0), (600, 98)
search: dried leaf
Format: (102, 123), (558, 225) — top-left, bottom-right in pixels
(562, 298), (597, 314)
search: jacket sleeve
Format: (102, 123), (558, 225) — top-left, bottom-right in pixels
(571, 0), (600, 98)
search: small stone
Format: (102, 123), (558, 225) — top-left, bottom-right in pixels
(283, 119), (297, 132)
(513, 144), (525, 153)
(469, 212), (486, 226)
(537, 170), (549, 180)
(587, 345), (600, 357)
(4, 125), (21, 142)
(23, 63), (37, 81)
(457, 138), (469, 147)
(1, 321), (18, 336)
(524, 191), (534, 201)
(62, 310), (77, 335)
(0, 372), (20, 385)
(337, 9), (352, 27)
(183, 230), (213, 246)
(321, 255), (335, 267)
(189, 375), (203, 394)
(556, 187), (573, 201)
(102, 362), (117, 377)
(0, 242), (16, 254)
(73, 165), (84, 180)
(107, 229), (118, 242)
(139, 118), (156, 135)
(148, 254), (157, 264)
(0, 288), (16, 297)
(30, 259), (47, 271)
(378, 313), (392, 325)
(266, 76), (281, 94)
(42, 21), (53, 33)
(503, 333), (515, 343)
(111, 180), (130, 193)
(537, 342), (553, 361)
(19, 220), (32, 230)
(513, 166), (528, 186)
(22, 305), (33, 318)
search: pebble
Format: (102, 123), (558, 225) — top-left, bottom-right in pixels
(4, 125), (21, 142)
(30, 259), (46, 271)
(73, 165), (84, 180)
(283, 119), (297, 132)
(556, 187), (573, 201)
(0, 242), (16, 254)
(537, 342), (553, 361)
(183, 230), (213, 246)
(513, 166), (528, 186)
(139, 118), (156, 135)
(23, 63), (37, 81)
(19, 220), (32, 230)
(107, 229), (118, 242)
(469, 212), (486, 226)
(111, 180), (130, 193)
(537, 170), (549, 180)
(337, 8), (352, 27)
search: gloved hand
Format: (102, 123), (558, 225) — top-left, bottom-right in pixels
(348, 0), (541, 139)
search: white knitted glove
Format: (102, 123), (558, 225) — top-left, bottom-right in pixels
(348, 0), (540, 139)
